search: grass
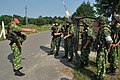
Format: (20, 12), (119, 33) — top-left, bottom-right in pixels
(73, 57), (97, 80)
(0, 24), (51, 41)
(73, 55), (120, 80)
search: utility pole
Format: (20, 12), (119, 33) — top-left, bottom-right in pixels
(25, 5), (28, 27)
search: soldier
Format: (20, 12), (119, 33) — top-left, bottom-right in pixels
(6, 17), (37, 76)
(80, 19), (93, 67)
(96, 16), (113, 79)
(62, 20), (74, 62)
(107, 14), (120, 75)
(48, 20), (62, 56)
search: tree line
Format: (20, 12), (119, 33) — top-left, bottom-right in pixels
(0, 15), (67, 26)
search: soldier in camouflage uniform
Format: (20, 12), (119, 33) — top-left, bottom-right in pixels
(107, 14), (120, 75)
(62, 20), (74, 62)
(80, 19), (93, 67)
(48, 20), (62, 56)
(96, 16), (113, 79)
(6, 17), (37, 76)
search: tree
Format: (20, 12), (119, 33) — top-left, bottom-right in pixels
(0, 15), (12, 25)
(94, 0), (120, 17)
(72, 1), (96, 19)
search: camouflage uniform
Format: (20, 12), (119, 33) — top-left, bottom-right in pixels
(96, 16), (113, 79)
(6, 21), (26, 71)
(62, 20), (74, 62)
(80, 20), (93, 66)
(107, 14), (120, 74)
(49, 20), (62, 56)
(5, 17), (27, 76)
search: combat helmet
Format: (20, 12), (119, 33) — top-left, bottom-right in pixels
(54, 19), (59, 23)
(66, 19), (72, 23)
(112, 14), (120, 22)
(97, 16), (107, 24)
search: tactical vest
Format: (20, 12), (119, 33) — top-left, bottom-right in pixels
(97, 25), (111, 48)
(111, 25), (120, 43)
(51, 25), (62, 37)
(6, 22), (20, 41)
(63, 25), (72, 36)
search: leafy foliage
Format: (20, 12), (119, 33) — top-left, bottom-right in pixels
(72, 1), (96, 19)
(94, 0), (120, 17)
(0, 15), (67, 26)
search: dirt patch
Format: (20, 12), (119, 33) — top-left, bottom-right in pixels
(60, 67), (74, 76)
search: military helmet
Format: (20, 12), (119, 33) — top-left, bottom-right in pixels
(113, 14), (120, 22)
(54, 19), (59, 23)
(66, 19), (72, 23)
(97, 16), (107, 24)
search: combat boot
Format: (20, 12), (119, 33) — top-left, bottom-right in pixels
(106, 67), (116, 75)
(84, 62), (89, 67)
(47, 51), (54, 55)
(68, 58), (72, 62)
(62, 55), (68, 58)
(54, 51), (58, 56)
(111, 68), (116, 75)
(14, 70), (25, 76)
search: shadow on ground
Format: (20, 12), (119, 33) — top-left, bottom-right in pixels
(40, 46), (51, 54)
(7, 53), (13, 63)
(7, 53), (26, 64)
(60, 77), (69, 80)
(39, 36), (99, 80)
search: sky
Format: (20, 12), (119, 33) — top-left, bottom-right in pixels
(0, 0), (95, 18)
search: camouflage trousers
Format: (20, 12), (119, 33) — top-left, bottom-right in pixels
(50, 37), (61, 52)
(11, 43), (22, 70)
(96, 48), (108, 79)
(64, 38), (73, 59)
(80, 47), (90, 65)
(108, 46), (119, 68)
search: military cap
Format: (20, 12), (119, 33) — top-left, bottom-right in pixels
(54, 19), (59, 23)
(66, 19), (72, 23)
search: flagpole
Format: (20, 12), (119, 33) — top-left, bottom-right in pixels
(61, 0), (71, 19)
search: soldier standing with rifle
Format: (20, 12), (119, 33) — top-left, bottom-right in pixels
(95, 16), (113, 79)
(80, 19), (93, 67)
(107, 14), (120, 75)
(48, 20), (63, 56)
(6, 16), (37, 76)
(62, 20), (74, 62)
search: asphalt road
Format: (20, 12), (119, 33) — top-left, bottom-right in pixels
(0, 31), (74, 80)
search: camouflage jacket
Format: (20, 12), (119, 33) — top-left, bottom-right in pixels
(111, 25), (120, 44)
(96, 24), (112, 48)
(7, 21), (22, 34)
(62, 25), (74, 37)
(51, 25), (62, 37)
(81, 27), (93, 42)
(6, 21), (23, 40)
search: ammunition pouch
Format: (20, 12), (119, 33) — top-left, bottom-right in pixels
(6, 33), (18, 42)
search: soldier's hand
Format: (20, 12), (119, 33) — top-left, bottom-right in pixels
(108, 44), (116, 53)
(54, 33), (62, 36)
(64, 36), (67, 39)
